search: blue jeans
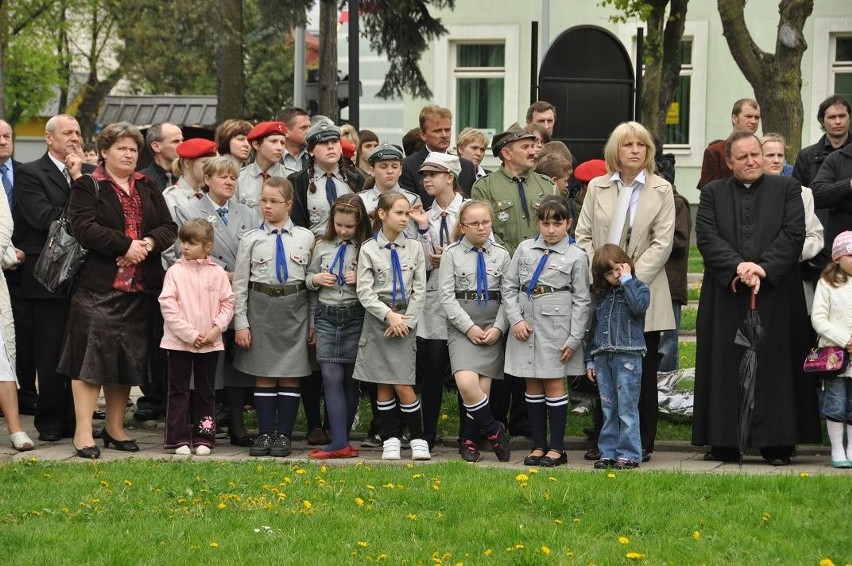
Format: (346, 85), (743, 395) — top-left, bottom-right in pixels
(820, 376), (852, 423)
(595, 351), (642, 462)
(658, 302), (682, 372)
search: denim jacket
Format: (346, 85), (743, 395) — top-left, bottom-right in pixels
(585, 274), (651, 368)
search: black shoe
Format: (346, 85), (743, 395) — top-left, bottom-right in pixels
(250, 433), (274, 456)
(230, 434), (254, 447)
(523, 448), (546, 466)
(270, 433), (292, 457)
(133, 407), (162, 422)
(75, 445), (101, 459)
(584, 448), (602, 461)
(486, 422), (511, 462)
(641, 449), (652, 463)
(92, 409), (106, 420)
(18, 401), (37, 416)
(765, 456), (792, 466)
(594, 458), (616, 469)
(614, 458), (639, 470)
(703, 448), (740, 463)
(459, 439), (482, 463)
(38, 431), (63, 442)
(539, 451), (568, 467)
(102, 429), (139, 452)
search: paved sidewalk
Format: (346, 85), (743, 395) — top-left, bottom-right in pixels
(2, 412), (846, 475)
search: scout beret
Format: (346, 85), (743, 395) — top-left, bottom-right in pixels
(247, 121), (287, 142)
(573, 159), (608, 183)
(368, 143), (403, 163)
(419, 152), (462, 177)
(306, 120), (341, 147)
(176, 138), (217, 159)
(491, 122), (537, 157)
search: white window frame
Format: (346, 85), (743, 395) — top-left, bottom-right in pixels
(434, 25), (519, 149)
(809, 17), (852, 141)
(618, 20), (708, 167)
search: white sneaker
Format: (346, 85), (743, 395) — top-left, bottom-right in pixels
(175, 445), (191, 455)
(195, 445), (211, 456)
(410, 438), (431, 460)
(382, 437), (401, 460)
(10, 431), (34, 452)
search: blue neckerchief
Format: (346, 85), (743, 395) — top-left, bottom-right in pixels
(526, 244), (551, 299)
(385, 242), (406, 306)
(262, 222), (289, 283)
(439, 212), (449, 247)
(330, 240), (350, 286)
(325, 174), (337, 206)
(473, 245), (489, 307)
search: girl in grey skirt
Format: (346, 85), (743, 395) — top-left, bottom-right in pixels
(439, 200), (512, 463)
(233, 176), (315, 458)
(306, 194), (371, 459)
(353, 192), (429, 460)
(503, 196), (590, 468)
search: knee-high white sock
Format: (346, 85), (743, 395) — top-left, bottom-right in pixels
(826, 420), (845, 462)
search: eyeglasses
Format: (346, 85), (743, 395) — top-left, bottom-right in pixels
(260, 198), (288, 205)
(461, 220), (492, 229)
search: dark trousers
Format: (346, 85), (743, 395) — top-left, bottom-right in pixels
(640, 330), (662, 452)
(9, 289), (37, 409)
(138, 308), (167, 415)
(488, 373), (531, 437)
(30, 298), (75, 436)
(164, 350), (219, 448)
(416, 337), (452, 445)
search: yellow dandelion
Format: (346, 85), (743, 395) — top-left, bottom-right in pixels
(515, 473), (529, 482)
(383, 483), (395, 489)
(302, 500), (312, 509)
(626, 551), (645, 560)
(255, 465), (263, 471)
(366, 484), (376, 490)
(528, 468), (538, 474)
(377, 553), (388, 561)
(541, 546), (551, 555)
(819, 559), (835, 566)
(217, 503), (227, 509)
(210, 542), (220, 548)
(619, 536), (630, 545)
(483, 549), (493, 556)
(405, 463), (414, 469)
(43, 473), (51, 478)
(355, 497), (365, 506)
(692, 530), (701, 540)
(320, 465), (328, 473)
(548, 476), (558, 482)
(413, 473), (422, 479)
(573, 518), (580, 523)
(407, 513), (417, 521)
(554, 519), (563, 525)
(607, 472), (616, 478)
(100, 480), (109, 488)
(295, 469), (306, 475)
(800, 471), (810, 478)
(440, 413), (449, 422)
(357, 541), (368, 548)
(436, 511), (444, 519)
(123, 480), (132, 487)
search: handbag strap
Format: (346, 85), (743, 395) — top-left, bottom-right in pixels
(62, 173), (100, 217)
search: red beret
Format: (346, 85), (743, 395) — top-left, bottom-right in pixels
(573, 159), (608, 183)
(340, 139), (356, 159)
(176, 138), (217, 160)
(247, 121), (288, 142)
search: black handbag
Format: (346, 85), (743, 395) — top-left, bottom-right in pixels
(33, 175), (98, 295)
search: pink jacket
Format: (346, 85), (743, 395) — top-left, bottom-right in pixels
(159, 258), (235, 352)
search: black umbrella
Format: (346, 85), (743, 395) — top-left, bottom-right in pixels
(734, 291), (765, 466)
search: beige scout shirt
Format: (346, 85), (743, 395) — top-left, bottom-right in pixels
(306, 237), (360, 306)
(236, 161), (291, 210)
(232, 219), (315, 330)
(356, 230), (426, 330)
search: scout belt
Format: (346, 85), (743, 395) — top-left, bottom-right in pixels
(520, 284), (574, 297)
(250, 281), (306, 297)
(455, 290), (502, 301)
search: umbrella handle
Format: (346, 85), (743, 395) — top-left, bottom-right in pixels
(749, 292), (756, 311)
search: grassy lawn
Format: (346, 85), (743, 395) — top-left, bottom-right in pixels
(1, 459), (848, 565)
(687, 245), (704, 274)
(680, 306), (697, 331)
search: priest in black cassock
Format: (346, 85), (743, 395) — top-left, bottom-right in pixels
(692, 131), (821, 465)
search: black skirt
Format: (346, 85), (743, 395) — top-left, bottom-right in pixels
(58, 287), (156, 386)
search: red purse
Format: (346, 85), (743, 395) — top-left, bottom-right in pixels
(803, 346), (849, 375)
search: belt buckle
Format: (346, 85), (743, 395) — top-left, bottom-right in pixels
(532, 285), (544, 297)
(272, 287), (284, 297)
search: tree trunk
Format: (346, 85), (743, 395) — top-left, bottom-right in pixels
(318, 0), (338, 122)
(76, 69), (121, 140)
(717, 0), (814, 160)
(216, 0), (245, 122)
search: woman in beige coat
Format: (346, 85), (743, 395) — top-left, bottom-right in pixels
(575, 121), (675, 461)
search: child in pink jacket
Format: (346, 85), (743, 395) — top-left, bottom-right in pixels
(159, 219), (235, 455)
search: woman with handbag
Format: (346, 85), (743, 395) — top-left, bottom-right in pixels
(57, 122), (177, 459)
(810, 231), (852, 468)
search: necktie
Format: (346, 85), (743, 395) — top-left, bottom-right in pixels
(514, 177), (530, 225)
(1, 164), (12, 207)
(439, 212), (449, 247)
(195, 191), (203, 199)
(385, 242), (406, 306)
(165, 172), (174, 187)
(330, 240), (350, 285)
(473, 246), (489, 307)
(259, 171), (270, 181)
(325, 173), (338, 206)
(526, 248), (550, 299)
(217, 207), (228, 226)
(272, 228), (288, 283)
(63, 167), (72, 186)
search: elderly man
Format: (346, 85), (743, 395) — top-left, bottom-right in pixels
(692, 130), (820, 465)
(697, 98), (761, 189)
(399, 105), (476, 206)
(139, 122), (183, 191)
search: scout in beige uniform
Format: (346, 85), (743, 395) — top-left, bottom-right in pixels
(233, 176), (315, 459)
(358, 143), (421, 237)
(235, 121), (290, 210)
(439, 200), (512, 463)
(353, 192), (429, 461)
(503, 196), (590, 468)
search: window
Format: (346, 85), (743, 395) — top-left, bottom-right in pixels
(833, 35), (852, 100)
(663, 39), (692, 146)
(453, 43), (505, 137)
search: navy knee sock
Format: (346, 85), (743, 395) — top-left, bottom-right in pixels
(546, 394), (569, 453)
(276, 386), (301, 437)
(254, 386), (278, 435)
(399, 398), (424, 440)
(377, 398), (398, 441)
(464, 395), (499, 437)
(320, 363), (349, 451)
(525, 393), (547, 450)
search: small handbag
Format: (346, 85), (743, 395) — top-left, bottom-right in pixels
(803, 345), (849, 375)
(33, 175), (98, 295)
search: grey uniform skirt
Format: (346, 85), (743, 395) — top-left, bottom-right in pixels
(233, 288), (311, 378)
(447, 299), (504, 380)
(353, 310), (416, 385)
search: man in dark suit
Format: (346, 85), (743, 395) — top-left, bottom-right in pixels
(697, 98), (761, 190)
(14, 114), (90, 441)
(0, 119), (36, 415)
(139, 122), (183, 192)
(399, 105), (476, 207)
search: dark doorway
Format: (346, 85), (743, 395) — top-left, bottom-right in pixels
(539, 26), (634, 163)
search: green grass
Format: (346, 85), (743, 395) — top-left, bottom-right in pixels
(680, 306), (697, 331)
(687, 245), (704, 274)
(1, 459), (848, 565)
(687, 284), (701, 302)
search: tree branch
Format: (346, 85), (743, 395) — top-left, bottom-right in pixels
(717, 0), (770, 86)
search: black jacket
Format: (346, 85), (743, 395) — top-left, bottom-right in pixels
(811, 143), (852, 249)
(288, 165), (365, 231)
(792, 134), (850, 188)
